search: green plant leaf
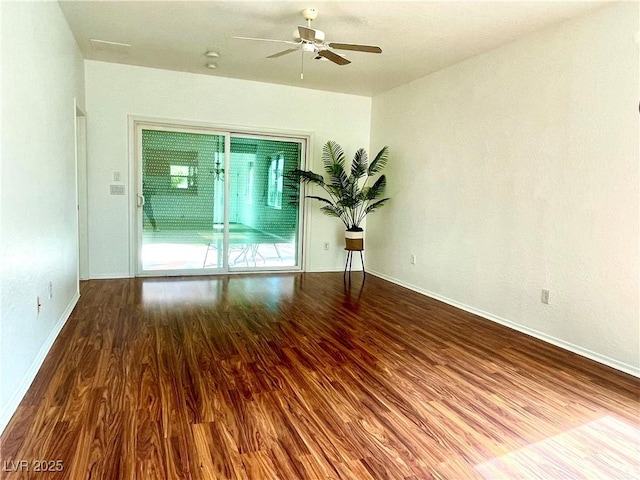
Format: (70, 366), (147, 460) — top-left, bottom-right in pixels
(338, 197), (361, 209)
(364, 197), (390, 214)
(290, 169), (325, 187)
(364, 175), (387, 200)
(320, 204), (348, 226)
(305, 195), (334, 206)
(323, 141), (345, 176)
(350, 148), (368, 180)
(328, 165), (350, 193)
(290, 141), (390, 230)
(368, 146), (389, 175)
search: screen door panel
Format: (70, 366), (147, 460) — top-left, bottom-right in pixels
(227, 136), (301, 270)
(140, 129), (225, 272)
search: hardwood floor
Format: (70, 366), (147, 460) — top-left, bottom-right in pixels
(1, 273), (638, 479)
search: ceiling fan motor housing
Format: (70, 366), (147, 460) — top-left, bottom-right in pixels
(293, 28), (325, 42)
(302, 7), (318, 21)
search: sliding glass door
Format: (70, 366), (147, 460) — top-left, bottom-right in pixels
(227, 135), (301, 270)
(136, 123), (304, 275)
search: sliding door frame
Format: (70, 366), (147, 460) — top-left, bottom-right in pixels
(226, 131), (306, 274)
(128, 116), (312, 277)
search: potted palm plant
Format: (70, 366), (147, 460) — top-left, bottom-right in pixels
(291, 140), (390, 250)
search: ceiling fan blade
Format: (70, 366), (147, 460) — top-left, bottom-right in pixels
(297, 25), (318, 42)
(267, 48), (299, 59)
(317, 49), (351, 66)
(328, 43), (382, 54)
(234, 36), (299, 46)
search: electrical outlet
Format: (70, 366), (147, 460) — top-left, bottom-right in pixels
(113, 171), (121, 182)
(410, 254), (417, 265)
(48, 281), (53, 299)
(323, 242), (330, 251)
(541, 289), (550, 304)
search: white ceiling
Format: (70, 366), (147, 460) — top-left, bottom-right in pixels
(59, 0), (609, 97)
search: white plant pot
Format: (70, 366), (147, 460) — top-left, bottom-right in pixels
(345, 230), (364, 250)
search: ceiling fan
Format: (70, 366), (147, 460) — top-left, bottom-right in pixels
(234, 7), (382, 78)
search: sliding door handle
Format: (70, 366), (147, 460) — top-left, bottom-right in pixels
(137, 194), (145, 207)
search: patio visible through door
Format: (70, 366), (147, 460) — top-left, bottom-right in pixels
(137, 124), (304, 275)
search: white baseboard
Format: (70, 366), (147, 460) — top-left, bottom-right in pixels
(89, 273), (132, 279)
(368, 270), (640, 378)
(0, 292), (80, 435)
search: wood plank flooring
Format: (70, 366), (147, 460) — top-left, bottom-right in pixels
(0, 273), (638, 479)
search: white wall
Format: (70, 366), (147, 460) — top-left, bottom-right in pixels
(368, 2), (639, 375)
(1, 1), (86, 432)
(84, 61), (371, 277)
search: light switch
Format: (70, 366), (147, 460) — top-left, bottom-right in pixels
(110, 184), (125, 195)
